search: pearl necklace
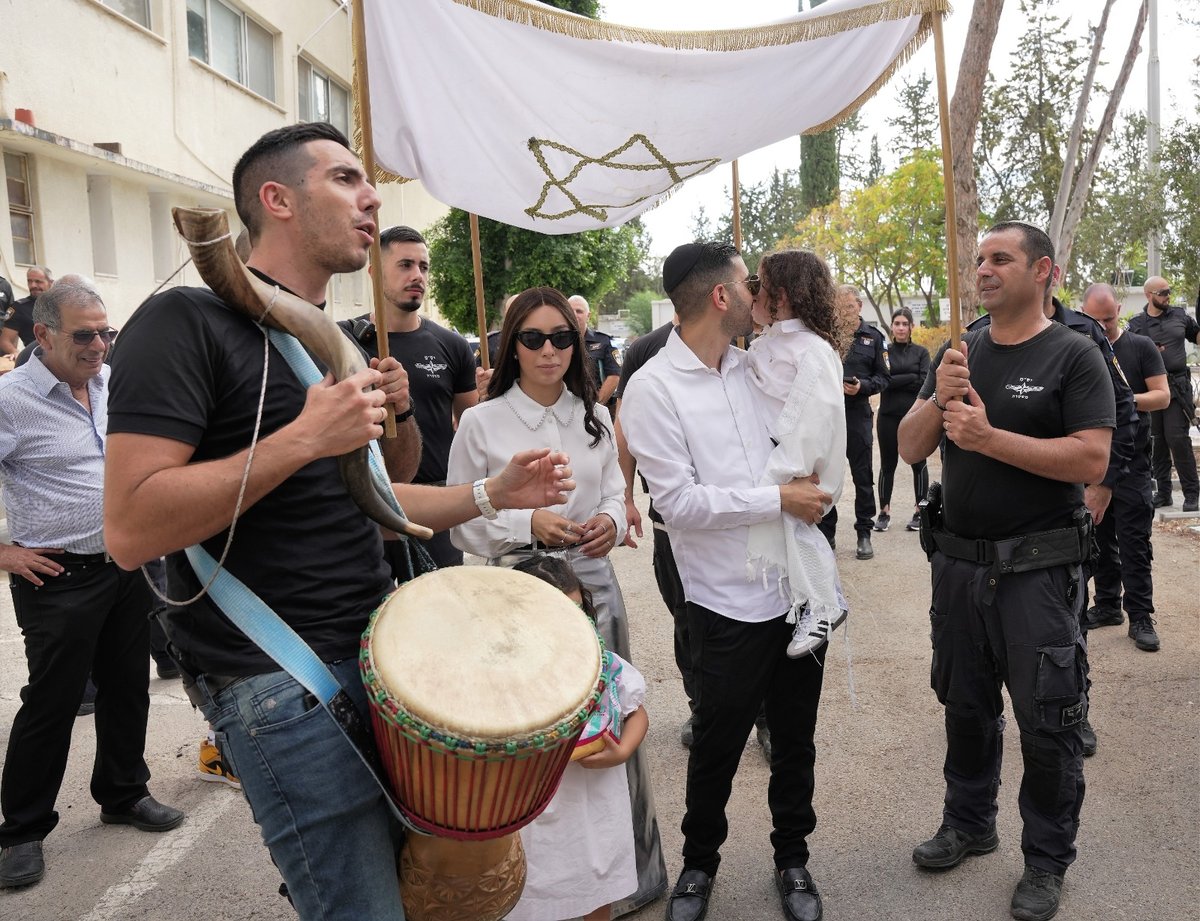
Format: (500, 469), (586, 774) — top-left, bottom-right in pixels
(504, 391), (576, 432)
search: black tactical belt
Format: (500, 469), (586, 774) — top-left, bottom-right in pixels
(931, 526), (1085, 575)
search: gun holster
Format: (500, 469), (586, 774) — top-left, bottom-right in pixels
(918, 481), (943, 561)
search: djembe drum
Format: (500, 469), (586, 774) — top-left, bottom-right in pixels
(361, 567), (603, 921)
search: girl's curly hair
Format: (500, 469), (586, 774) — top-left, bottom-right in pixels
(758, 249), (843, 353)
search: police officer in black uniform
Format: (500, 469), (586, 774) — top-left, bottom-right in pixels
(569, 294), (621, 411)
(1080, 283), (1169, 653)
(899, 222), (1115, 921)
(1127, 275), (1199, 511)
(822, 285), (889, 560)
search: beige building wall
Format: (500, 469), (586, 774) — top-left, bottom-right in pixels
(0, 0), (448, 327)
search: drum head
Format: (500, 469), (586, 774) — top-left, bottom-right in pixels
(370, 567), (601, 739)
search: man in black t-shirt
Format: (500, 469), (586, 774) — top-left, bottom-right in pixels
(1, 266), (52, 355)
(898, 222), (1114, 921)
(339, 226), (478, 568)
(1127, 275), (1199, 511)
(1081, 284), (1170, 651)
(103, 123), (572, 921)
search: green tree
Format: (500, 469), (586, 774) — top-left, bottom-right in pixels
(1159, 111), (1200, 297)
(426, 212), (642, 332)
(887, 71), (937, 158)
(801, 134), (839, 212)
(624, 289), (657, 336)
(686, 169), (807, 270)
(975, 0), (1087, 226)
(787, 150), (948, 326)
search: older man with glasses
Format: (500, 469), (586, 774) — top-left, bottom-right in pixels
(0, 283), (183, 891)
(1128, 276), (1199, 512)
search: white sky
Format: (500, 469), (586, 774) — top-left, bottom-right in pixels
(597, 0), (1198, 259)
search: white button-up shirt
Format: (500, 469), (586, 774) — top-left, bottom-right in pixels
(0, 352), (108, 552)
(621, 328), (785, 622)
(447, 382), (626, 558)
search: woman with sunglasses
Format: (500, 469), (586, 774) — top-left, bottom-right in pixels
(447, 286), (666, 916)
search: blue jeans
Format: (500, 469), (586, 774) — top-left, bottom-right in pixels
(194, 660), (404, 920)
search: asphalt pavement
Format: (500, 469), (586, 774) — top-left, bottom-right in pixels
(1, 454), (1197, 921)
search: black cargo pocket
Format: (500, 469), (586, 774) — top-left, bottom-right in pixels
(1034, 644), (1085, 730)
(929, 608), (951, 704)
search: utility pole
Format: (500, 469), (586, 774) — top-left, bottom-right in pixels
(1146, 0), (1161, 276)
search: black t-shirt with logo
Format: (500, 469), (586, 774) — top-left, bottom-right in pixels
(942, 322), (1115, 539)
(4, 296), (36, 346)
(108, 284), (392, 677)
(341, 316), (476, 484)
(1127, 305), (1200, 373)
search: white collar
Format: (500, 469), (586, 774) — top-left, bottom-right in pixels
(504, 381), (578, 429)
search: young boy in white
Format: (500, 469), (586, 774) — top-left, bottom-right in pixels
(744, 249), (849, 656)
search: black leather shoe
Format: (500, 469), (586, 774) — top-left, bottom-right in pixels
(666, 868), (713, 921)
(0, 841), (44, 889)
(1152, 492), (1172, 508)
(155, 660), (181, 680)
(1183, 498), (1199, 513)
(101, 795), (184, 832)
(776, 866), (822, 921)
(1010, 865), (1064, 921)
(912, 824), (999, 869)
(855, 533), (874, 560)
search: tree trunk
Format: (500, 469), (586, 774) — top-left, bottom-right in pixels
(1049, 0), (1115, 251)
(1058, 0), (1148, 276)
(948, 0), (1006, 324)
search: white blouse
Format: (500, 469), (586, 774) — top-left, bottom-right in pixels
(447, 382), (627, 558)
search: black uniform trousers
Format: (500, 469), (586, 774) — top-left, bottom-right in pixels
(877, 410), (929, 511)
(0, 557), (153, 846)
(1093, 443), (1155, 619)
(681, 602), (825, 876)
(929, 554), (1087, 875)
(1150, 376), (1199, 502)
(651, 523), (694, 708)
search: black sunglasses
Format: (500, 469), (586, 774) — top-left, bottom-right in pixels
(1154, 288), (1171, 297)
(58, 327), (118, 346)
(515, 329), (576, 351)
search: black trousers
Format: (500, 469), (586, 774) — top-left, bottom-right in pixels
(651, 524), (694, 708)
(681, 602), (825, 876)
(1150, 387), (1198, 501)
(929, 554), (1087, 875)
(877, 410), (928, 511)
(1093, 443), (1155, 619)
(0, 559), (153, 846)
(845, 400), (876, 534)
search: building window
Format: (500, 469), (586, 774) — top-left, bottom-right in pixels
(298, 58), (350, 138)
(4, 152), (37, 265)
(186, 0), (275, 101)
(87, 176), (119, 277)
(102, 0), (151, 28)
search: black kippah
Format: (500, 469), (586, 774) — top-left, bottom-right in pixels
(662, 243), (707, 294)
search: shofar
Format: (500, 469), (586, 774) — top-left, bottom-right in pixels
(172, 206), (432, 541)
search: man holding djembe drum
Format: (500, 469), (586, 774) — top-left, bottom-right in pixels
(103, 123), (575, 921)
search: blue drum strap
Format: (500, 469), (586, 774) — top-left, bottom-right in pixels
(184, 543), (421, 832)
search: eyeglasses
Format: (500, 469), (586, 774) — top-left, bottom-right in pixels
(515, 329), (576, 351)
(1154, 288), (1171, 297)
(56, 327), (119, 346)
(723, 275), (761, 296)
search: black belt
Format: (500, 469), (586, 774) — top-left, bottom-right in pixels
(932, 526), (1085, 574)
(60, 550), (111, 565)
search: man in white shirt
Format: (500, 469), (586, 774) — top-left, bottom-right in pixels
(622, 242), (831, 921)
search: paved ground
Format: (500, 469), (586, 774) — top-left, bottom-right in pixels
(1, 458), (1197, 921)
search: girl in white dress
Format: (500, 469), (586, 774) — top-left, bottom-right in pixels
(448, 286), (667, 915)
(508, 554), (648, 921)
(743, 249), (850, 657)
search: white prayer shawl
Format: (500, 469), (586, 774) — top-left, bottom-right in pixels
(745, 320), (848, 624)
(362, 0), (951, 233)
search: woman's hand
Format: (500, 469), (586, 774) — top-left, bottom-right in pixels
(531, 509), (584, 547)
(577, 513), (619, 558)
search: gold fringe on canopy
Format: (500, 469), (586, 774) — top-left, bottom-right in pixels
(352, 0), (953, 183)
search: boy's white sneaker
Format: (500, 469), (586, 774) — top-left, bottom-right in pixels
(787, 606), (848, 658)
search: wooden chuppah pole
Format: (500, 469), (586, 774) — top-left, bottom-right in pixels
(932, 11), (962, 348)
(469, 213), (490, 371)
(731, 159), (744, 251)
(350, 0), (396, 437)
